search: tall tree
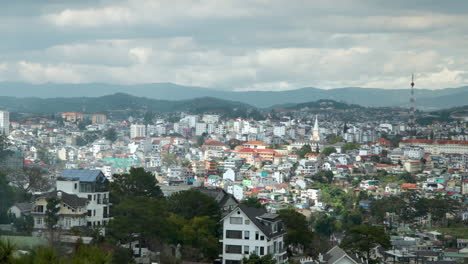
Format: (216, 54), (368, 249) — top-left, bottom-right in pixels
(278, 209), (313, 250)
(104, 128), (118, 142)
(167, 190), (220, 220)
(45, 196), (61, 246)
(321, 146), (337, 156)
(110, 168), (163, 205)
(240, 197), (264, 208)
(341, 226), (391, 261)
(243, 254), (277, 264)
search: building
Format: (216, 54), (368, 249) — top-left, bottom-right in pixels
(61, 112), (84, 123)
(0, 110), (9, 135)
(31, 190), (88, 230)
(312, 115), (320, 142)
(56, 169), (111, 227)
(91, 114), (107, 124)
(130, 124), (146, 139)
(300, 246), (367, 264)
(400, 139), (468, 155)
(220, 205), (288, 264)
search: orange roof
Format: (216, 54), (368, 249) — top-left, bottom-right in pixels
(401, 183), (418, 189)
(372, 138), (392, 146)
(203, 139), (226, 146)
(238, 148), (256, 153)
(256, 149), (277, 153)
(244, 141), (267, 146)
(305, 153), (319, 157)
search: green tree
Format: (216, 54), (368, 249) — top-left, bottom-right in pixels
(72, 245), (113, 264)
(167, 190), (220, 220)
(314, 214), (338, 237)
(243, 254), (276, 264)
(313, 171), (334, 184)
(104, 128), (118, 142)
(0, 239), (15, 264)
(162, 154), (177, 167)
(13, 215), (34, 234)
(321, 146), (337, 156)
(0, 173), (14, 223)
(143, 111), (155, 125)
(240, 197), (264, 208)
(341, 226), (391, 261)
(45, 196), (61, 246)
(297, 144), (312, 158)
(278, 209), (313, 249)
(326, 134), (344, 144)
(342, 143), (359, 152)
(32, 247), (62, 264)
(110, 168), (163, 205)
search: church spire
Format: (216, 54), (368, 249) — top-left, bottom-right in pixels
(312, 115), (320, 141)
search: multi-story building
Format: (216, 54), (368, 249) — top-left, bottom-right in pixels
(56, 169), (111, 228)
(32, 190), (88, 230)
(220, 205), (288, 264)
(400, 139), (468, 155)
(0, 110), (9, 135)
(130, 124), (146, 139)
(61, 112), (84, 123)
(91, 113), (107, 124)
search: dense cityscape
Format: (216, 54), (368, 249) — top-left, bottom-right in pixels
(0, 96), (467, 263)
(1, 1), (468, 264)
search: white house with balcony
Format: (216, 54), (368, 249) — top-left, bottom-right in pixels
(56, 169), (111, 228)
(220, 204), (288, 264)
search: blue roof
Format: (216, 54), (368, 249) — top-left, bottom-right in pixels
(62, 169), (103, 182)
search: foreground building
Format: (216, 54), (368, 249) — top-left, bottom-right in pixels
(220, 204), (288, 264)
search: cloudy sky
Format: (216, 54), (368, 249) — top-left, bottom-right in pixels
(1, 0), (467, 91)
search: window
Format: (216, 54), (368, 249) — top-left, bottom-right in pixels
(74, 183), (78, 190)
(225, 245), (242, 254)
(255, 231), (259, 240)
(260, 235), (265, 241)
(245, 219), (250, 225)
(260, 246), (264, 256)
(255, 246), (259, 255)
(87, 195), (92, 201)
(87, 210), (92, 217)
(244, 231), (250, 239)
(35, 218), (42, 225)
(244, 245), (249, 254)
(229, 217), (242, 225)
(93, 210), (96, 216)
(226, 230), (242, 239)
(225, 260), (241, 264)
(274, 241), (278, 254)
(36, 205), (44, 213)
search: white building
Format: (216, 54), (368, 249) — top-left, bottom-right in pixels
(130, 124), (146, 139)
(196, 122), (207, 136)
(0, 110), (9, 135)
(220, 205), (288, 264)
(56, 169), (111, 228)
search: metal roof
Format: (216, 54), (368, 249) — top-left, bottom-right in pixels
(62, 169), (103, 182)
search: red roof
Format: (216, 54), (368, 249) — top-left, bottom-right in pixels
(402, 183), (418, 189)
(203, 139), (226, 146)
(372, 138), (392, 146)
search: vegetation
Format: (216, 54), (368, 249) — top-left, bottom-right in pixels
(321, 146), (336, 156)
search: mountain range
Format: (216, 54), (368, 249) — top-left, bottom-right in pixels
(0, 82), (467, 110)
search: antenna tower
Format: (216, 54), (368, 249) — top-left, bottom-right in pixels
(409, 74), (415, 138)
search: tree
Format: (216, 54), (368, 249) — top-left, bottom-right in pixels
(313, 171), (334, 184)
(241, 197), (264, 208)
(13, 215), (34, 234)
(109, 197), (168, 249)
(321, 146), (337, 156)
(167, 190), (220, 220)
(0, 239), (15, 264)
(314, 214), (338, 237)
(110, 168), (163, 205)
(7, 166), (51, 193)
(326, 134), (344, 144)
(278, 209), (313, 249)
(341, 226), (391, 261)
(45, 196), (61, 246)
(72, 245), (113, 264)
(243, 254), (276, 264)
(0, 173), (14, 223)
(342, 143), (359, 152)
(104, 128), (118, 142)
(297, 144), (312, 159)
(143, 111), (155, 125)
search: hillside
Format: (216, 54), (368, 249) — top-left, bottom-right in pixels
(0, 82), (467, 109)
(0, 93), (254, 114)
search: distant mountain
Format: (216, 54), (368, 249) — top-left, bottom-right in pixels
(0, 93), (254, 114)
(277, 99), (364, 110)
(0, 82), (467, 109)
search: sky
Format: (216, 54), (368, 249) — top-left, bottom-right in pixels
(0, 0), (467, 91)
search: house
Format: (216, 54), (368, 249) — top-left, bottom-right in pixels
(31, 190), (88, 230)
(8, 202), (32, 218)
(300, 246), (367, 263)
(57, 169), (111, 228)
(196, 187), (238, 213)
(220, 205), (288, 264)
